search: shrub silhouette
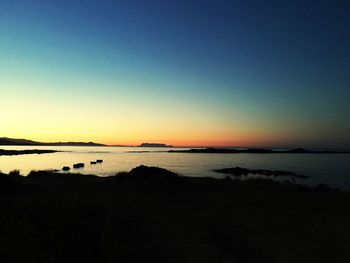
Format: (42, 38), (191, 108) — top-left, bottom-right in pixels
(115, 165), (179, 182)
(9, 170), (21, 176)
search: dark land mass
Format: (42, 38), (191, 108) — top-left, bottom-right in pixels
(168, 147), (350, 154)
(138, 143), (173, 147)
(0, 137), (105, 146)
(0, 137), (39, 145)
(214, 166), (308, 179)
(0, 149), (58, 156)
(1, 165), (350, 262)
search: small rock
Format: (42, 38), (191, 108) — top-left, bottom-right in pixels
(73, 163), (84, 169)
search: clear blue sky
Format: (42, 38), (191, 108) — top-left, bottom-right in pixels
(1, 0), (349, 147)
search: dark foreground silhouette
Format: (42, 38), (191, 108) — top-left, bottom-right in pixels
(1, 165), (350, 263)
(0, 149), (58, 156)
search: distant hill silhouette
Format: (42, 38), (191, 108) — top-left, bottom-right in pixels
(0, 137), (105, 146)
(138, 143), (173, 147)
(0, 137), (39, 145)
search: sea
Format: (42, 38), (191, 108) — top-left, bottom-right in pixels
(1, 145), (350, 189)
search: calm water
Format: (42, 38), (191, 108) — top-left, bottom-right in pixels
(1, 146), (350, 189)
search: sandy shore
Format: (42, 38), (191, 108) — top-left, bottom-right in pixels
(1, 166), (350, 262)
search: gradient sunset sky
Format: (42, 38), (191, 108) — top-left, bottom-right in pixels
(1, 0), (349, 147)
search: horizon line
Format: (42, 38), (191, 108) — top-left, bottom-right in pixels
(1, 136), (350, 151)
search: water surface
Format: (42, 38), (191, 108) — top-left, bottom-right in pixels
(1, 146), (349, 189)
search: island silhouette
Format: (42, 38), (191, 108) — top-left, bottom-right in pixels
(138, 143), (173, 147)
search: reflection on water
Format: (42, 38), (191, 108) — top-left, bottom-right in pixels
(1, 145), (350, 189)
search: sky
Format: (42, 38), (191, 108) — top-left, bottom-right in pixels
(1, 0), (349, 148)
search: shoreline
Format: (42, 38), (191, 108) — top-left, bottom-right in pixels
(0, 149), (58, 156)
(168, 147), (350, 154)
(1, 165), (349, 262)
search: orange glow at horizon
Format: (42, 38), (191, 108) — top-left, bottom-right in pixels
(1, 77), (345, 149)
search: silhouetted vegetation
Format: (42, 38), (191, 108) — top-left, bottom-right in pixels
(27, 170), (97, 180)
(8, 169), (21, 176)
(0, 172), (19, 187)
(114, 165), (180, 182)
(0, 166), (349, 262)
